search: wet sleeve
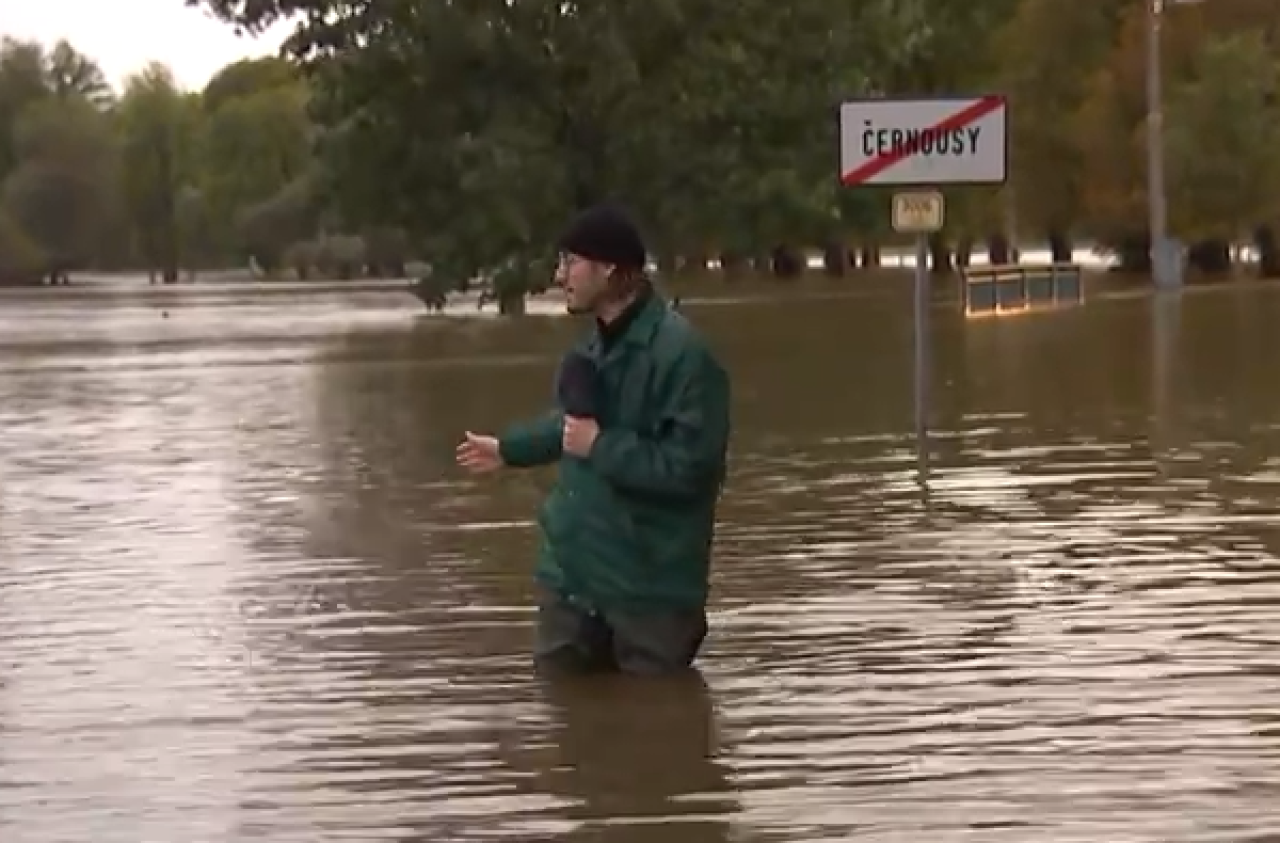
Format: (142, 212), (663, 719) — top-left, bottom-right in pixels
(499, 412), (564, 468)
(588, 348), (730, 500)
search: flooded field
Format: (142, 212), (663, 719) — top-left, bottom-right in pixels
(1, 279), (1279, 842)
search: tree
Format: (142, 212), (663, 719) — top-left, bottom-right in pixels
(117, 63), (201, 282)
(994, 0), (1127, 260)
(0, 0), (1271, 288)
(44, 40), (114, 108)
(0, 38), (51, 182)
(0, 207), (43, 284)
(1071, 0), (1255, 271)
(0, 38), (117, 283)
(1, 95), (117, 282)
(199, 74), (312, 265)
(187, 0), (927, 303)
(201, 56), (298, 114)
(1165, 32), (1280, 250)
(235, 169), (319, 273)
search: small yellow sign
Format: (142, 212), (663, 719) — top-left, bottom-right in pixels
(892, 191), (945, 234)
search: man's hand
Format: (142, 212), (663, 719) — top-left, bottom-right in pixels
(562, 415), (599, 457)
(456, 431), (504, 473)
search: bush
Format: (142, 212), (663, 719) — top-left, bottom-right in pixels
(314, 233), (366, 280)
(0, 208), (45, 285)
(284, 238), (320, 280)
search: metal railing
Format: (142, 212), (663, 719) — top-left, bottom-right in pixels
(960, 263), (1084, 316)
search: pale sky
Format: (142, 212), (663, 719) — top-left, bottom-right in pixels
(1, 0), (289, 90)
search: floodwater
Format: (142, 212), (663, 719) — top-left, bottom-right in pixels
(2, 278), (1280, 842)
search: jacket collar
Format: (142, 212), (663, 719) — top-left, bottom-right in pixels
(586, 294), (667, 355)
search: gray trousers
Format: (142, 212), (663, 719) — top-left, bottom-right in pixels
(534, 590), (708, 676)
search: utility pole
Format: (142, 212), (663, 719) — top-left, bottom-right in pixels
(1146, 0), (1170, 289)
(1148, 0), (1206, 290)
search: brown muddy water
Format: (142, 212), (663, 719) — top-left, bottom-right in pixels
(1, 280), (1279, 842)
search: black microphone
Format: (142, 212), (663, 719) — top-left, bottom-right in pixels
(557, 350), (601, 419)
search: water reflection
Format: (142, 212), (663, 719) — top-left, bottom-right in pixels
(2, 281), (1280, 841)
(520, 673), (736, 842)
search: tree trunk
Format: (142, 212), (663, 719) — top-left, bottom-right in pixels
(1111, 234), (1150, 273)
(1255, 226), (1279, 278)
(498, 291), (526, 315)
(822, 242), (848, 276)
(987, 233), (1012, 265)
(1187, 239), (1231, 277)
(770, 246), (805, 278)
(1047, 229), (1073, 264)
(927, 234), (953, 274)
(718, 251), (745, 279)
(858, 243), (881, 268)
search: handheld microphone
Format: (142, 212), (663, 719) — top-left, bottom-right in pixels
(557, 350), (600, 419)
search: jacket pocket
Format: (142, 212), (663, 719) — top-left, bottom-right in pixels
(545, 481), (649, 601)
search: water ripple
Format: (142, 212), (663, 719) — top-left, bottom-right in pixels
(2, 286), (1280, 841)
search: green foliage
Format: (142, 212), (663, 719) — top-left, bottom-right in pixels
(996, 0), (1127, 235)
(0, 205), (43, 284)
(201, 57), (298, 114)
(117, 64), (200, 280)
(2, 95), (118, 276)
(0, 35), (329, 283)
(189, 0), (927, 283)
(4, 0), (1280, 290)
(1165, 32), (1280, 241)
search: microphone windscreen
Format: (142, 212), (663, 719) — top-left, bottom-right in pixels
(556, 350), (600, 419)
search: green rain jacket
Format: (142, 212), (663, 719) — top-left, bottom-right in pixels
(498, 295), (731, 612)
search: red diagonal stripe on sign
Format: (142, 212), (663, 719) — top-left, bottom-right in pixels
(842, 95), (1004, 186)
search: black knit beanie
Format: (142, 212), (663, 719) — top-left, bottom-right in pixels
(556, 203), (647, 271)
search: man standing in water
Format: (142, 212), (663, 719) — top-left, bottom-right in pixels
(456, 203), (731, 675)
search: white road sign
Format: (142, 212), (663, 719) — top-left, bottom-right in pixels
(839, 96), (1007, 186)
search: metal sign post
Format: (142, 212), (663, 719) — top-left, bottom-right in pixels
(892, 191), (945, 481)
(838, 95), (1008, 486)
